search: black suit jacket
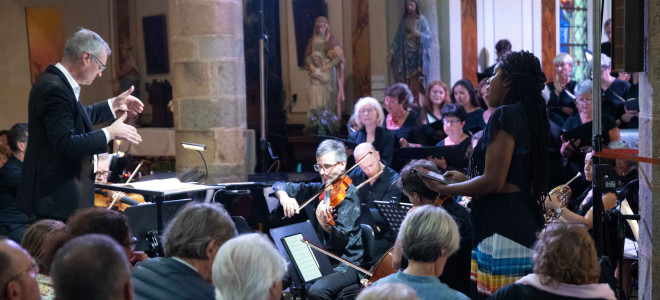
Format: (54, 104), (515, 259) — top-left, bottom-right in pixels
(17, 65), (114, 220)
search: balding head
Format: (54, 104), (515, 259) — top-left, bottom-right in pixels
(354, 143), (381, 178)
(0, 237), (41, 300)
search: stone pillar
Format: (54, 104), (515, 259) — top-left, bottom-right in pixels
(169, 0), (246, 181)
(638, 0), (659, 297)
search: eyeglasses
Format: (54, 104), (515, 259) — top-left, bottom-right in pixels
(3, 259), (39, 290)
(89, 53), (106, 72)
(359, 107), (376, 115)
(313, 162), (340, 172)
(95, 170), (110, 177)
(442, 119), (461, 125)
(576, 98), (593, 104)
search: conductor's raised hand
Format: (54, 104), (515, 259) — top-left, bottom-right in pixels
(106, 113), (142, 144)
(112, 85), (144, 117)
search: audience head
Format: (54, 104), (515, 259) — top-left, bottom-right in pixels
(0, 237), (41, 300)
(397, 159), (440, 205)
(451, 79), (480, 110)
(384, 83), (413, 113)
(67, 207), (133, 260)
(425, 80), (451, 111)
(477, 77), (490, 107)
(441, 103), (467, 137)
(490, 51), (549, 205)
(347, 113), (360, 133)
(20, 219), (67, 275)
(7, 124), (27, 154)
(354, 143), (382, 178)
(51, 234), (132, 300)
(212, 233), (286, 300)
(553, 53), (574, 82)
(162, 202), (236, 281)
(604, 18), (612, 42)
(316, 139), (348, 184)
(357, 283), (420, 300)
(399, 205), (459, 276)
(599, 54), (613, 81)
(495, 39), (512, 61)
(575, 80), (594, 115)
(353, 97), (385, 129)
(533, 223), (600, 285)
(0, 130), (8, 146)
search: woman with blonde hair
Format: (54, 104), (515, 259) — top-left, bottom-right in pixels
(490, 223), (616, 299)
(348, 96), (395, 165)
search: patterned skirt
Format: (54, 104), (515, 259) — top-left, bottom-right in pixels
(469, 192), (544, 299)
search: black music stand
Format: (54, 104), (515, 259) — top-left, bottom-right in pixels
(373, 200), (413, 236)
(270, 222), (334, 297)
(124, 199), (193, 255)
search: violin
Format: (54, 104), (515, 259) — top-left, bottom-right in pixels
(301, 238), (397, 287)
(94, 184), (146, 212)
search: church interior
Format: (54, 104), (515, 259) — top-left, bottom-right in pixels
(1, 0), (660, 299)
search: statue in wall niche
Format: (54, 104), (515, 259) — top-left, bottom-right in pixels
(387, 0), (431, 106)
(117, 44), (141, 99)
(304, 16), (346, 118)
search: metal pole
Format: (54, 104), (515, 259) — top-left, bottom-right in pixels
(591, 0), (604, 256)
(259, 0), (267, 173)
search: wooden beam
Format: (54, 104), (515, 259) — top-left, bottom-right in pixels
(351, 0), (370, 99)
(542, 0), (556, 83)
(461, 0), (477, 86)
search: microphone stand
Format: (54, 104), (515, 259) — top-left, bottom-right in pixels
(258, 0), (269, 173)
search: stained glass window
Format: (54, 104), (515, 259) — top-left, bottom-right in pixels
(559, 0), (589, 82)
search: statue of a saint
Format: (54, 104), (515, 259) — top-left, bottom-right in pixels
(304, 16), (345, 117)
(387, 0), (431, 106)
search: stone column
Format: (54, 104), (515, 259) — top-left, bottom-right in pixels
(638, 0), (660, 297)
(169, 0), (246, 181)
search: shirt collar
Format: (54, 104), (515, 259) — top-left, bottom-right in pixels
(172, 257), (199, 273)
(55, 63), (81, 101)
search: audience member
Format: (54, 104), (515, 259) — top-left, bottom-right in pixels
(212, 233), (285, 300)
(428, 104), (472, 173)
(392, 159), (471, 296)
(384, 83), (437, 147)
(599, 54), (630, 122)
(349, 143), (401, 254)
(477, 78), (494, 124)
(0, 236), (41, 300)
(0, 124), (33, 242)
(131, 202), (236, 300)
(546, 53), (577, 121)
(51, 234), (132, 300)
(490, 223), (616, 299)
(483, 39), (512, 76)
(422, 81), (452, 137)
(0, 130), (10, 158)
(357, 283), (420, 300)
(348, 97), (395, 165)
(601, 19), (612, 57)
(451, 79), (485, 133)
(373, 205), (469, 300)
(20, 219), (67, 300)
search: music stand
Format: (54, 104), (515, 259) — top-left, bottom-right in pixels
(270, 222), (334, 296)
(124, 199), (193, 255)
(373, 201), (413, 236)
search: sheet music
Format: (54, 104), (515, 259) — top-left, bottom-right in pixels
(282, 234), (322, 282)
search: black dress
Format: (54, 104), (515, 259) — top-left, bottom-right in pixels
(546, 80), (577, 122)
(347, 127), (395, 166)
(602, 79), (630, 121)
(468, 103), (544, 299)
(385, 109), (438, 147)
(465, 108), (486, 133)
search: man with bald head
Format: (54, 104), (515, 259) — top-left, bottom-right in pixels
(349, 143), (401, 254)
(0, 237), (41, 300)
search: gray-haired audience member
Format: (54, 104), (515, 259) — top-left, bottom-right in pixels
(0, 236), (41, 300)
(373, 205), (469, 300)
(357, 283), (420, 300)
(51, 234), (132, 300)
(131, 202), (236, 300)
(212, 233), (285, 300)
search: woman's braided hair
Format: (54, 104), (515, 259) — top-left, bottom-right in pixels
(498, 51), (550, 214)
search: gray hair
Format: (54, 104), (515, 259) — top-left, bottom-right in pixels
(353, 97), (385, 129)
(212, 233), (286, 300)
(62, 28), (111, 63)
(162, 202), (237, 259)
(0, 236), (14, 296)
(399, 205), (460, 262)
(575, 80), (593, 97)
(316, 139), (347, 162)
(553, 53), (573, 65)
(600, 53), (611, 68)
(51, 234), (129, 300)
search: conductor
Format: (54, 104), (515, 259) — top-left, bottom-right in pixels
(17, 28), (143, 221)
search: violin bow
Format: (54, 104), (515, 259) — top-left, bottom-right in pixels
(300, 238), (372, 276)
(282, 151), (374, 219)
(107, 160), (143, 210)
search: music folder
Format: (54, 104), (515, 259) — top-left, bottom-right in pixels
(562, 122), (593, 144)
(392, 144), (469, 172)
(281, 233), (323, 283)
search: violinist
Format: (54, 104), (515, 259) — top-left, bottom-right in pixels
(94, 153), (144, 210)
(392, 159), (471, 296)
(273, 139), (362, 300)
